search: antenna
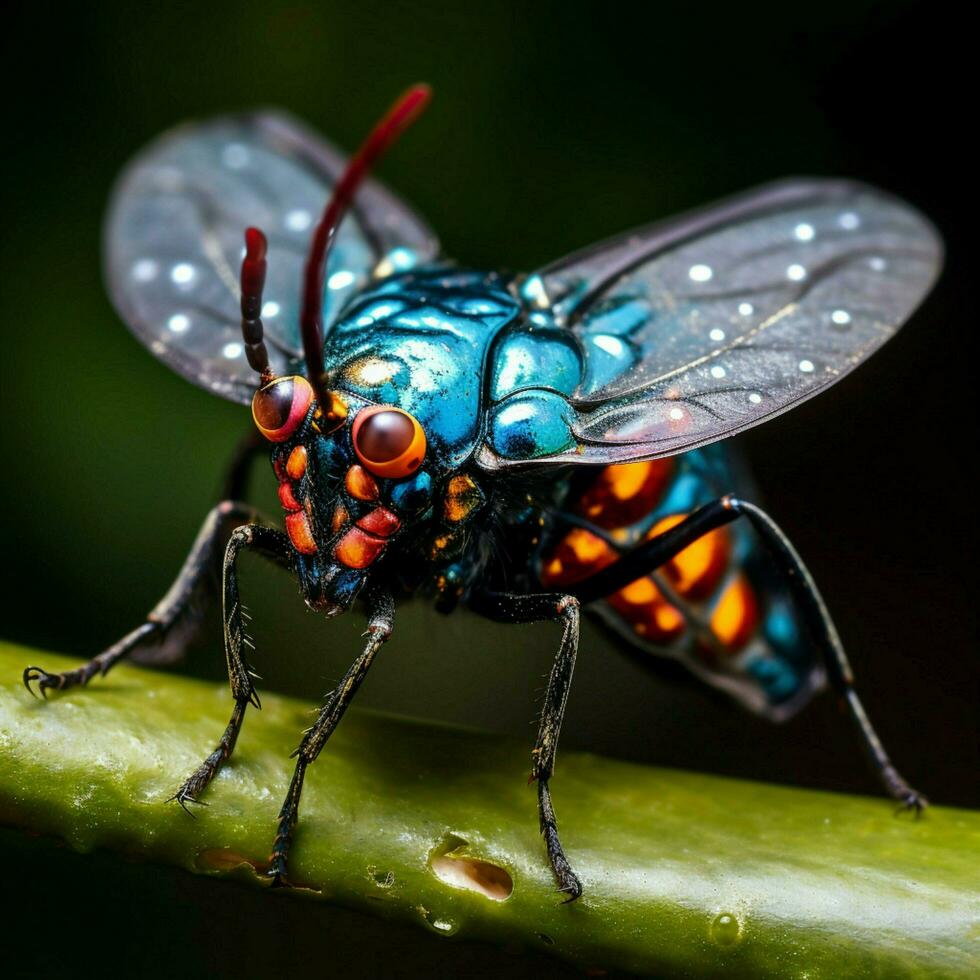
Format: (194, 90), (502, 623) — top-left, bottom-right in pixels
(240, 226), (273, 384)
(300, 84), (432, 413)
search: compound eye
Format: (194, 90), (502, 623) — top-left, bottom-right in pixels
(352, 406), (427, 478)
(251, 376), (314, 442)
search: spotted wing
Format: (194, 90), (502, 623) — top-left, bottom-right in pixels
(104, 111), (439, 404)
(480, 179), (941, 468)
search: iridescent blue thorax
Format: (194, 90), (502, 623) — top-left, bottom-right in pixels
(323, 266), (521, 476)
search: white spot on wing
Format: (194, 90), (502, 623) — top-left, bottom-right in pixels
(171, 263), (195, 286)
(285, 209), (311, 231)
(132, 259), (158, 282)
(688, 264), (713, 282)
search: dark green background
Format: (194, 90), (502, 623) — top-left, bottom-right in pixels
(3, 1), (974, 975)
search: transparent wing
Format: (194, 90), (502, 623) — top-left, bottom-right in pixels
(481, 179), (941, 468)
(104, 111), (439, 404)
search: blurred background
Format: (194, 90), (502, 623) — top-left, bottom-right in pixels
(3, 1), (975, 975)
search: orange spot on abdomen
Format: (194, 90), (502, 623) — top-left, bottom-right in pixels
(710, 573), (759, 650)
(539, 525), (687, 645)
(648, 514), (730, 600)
(576, 459), (674, 530)
(608, 577), (686, 644)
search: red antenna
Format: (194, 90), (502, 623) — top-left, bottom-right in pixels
(301, 84), (432, 414)
(240, 226), (273, 384)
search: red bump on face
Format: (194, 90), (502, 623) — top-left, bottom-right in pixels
(356, 507), (401, 538)
(278, 482), (302, 513)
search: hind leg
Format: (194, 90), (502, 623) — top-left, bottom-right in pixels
(572, 495), (926, 812)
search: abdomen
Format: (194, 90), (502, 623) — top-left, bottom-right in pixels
(537, 444), (823, 720)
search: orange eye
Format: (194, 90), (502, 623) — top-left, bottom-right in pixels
(351, 406), (427, 478)
(251, 376), (314, 442)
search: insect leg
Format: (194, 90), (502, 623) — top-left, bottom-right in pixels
(22, 501), (260, 697)
(268, 588), (394, 886)
(571, 495), (926, 813)
(724, 499), (927, 813)
(170, 523), (293, 810)
(470, 590), (583, 901)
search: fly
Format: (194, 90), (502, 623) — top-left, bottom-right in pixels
(23, 85), (942, 899)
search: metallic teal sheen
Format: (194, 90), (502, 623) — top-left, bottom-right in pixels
(491, 327), (581, 399)
(489, 391), (577, 460)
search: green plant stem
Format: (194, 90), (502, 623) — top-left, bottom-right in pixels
(0, 642), (976, 977)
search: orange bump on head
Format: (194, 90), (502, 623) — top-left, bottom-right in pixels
(345, 465), (379, 501)
(285, 511), (318, 554)
(443, 474), (484, 523)
(331, 502), (349, 535)
(335, 528), (386, 569)
(286, 445), (308, 480)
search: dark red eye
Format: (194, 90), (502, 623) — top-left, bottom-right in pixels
(351, 406), (426, 478)
(251, 376), (314, 442)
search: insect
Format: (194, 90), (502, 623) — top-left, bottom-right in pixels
(23, 85), (942, 899)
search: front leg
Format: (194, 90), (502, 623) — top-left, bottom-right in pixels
(470, 590), (583, 901)
(170, 524), (294, 809)
(23, 501), (258, 697)
(268, 588), (395, 886)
